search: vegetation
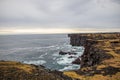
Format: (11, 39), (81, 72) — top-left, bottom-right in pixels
(0, 61), (72, 80)
(65, 33), (120, 80)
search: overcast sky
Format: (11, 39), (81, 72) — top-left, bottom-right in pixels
(0, 0), (120, 34)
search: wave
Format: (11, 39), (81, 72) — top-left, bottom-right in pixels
(57, 54), (76, 65)
(59, 64), (80, 71)
(38, 52), (48, 59)
(23, 60), (46, 65)
(56, 46), (84, 71)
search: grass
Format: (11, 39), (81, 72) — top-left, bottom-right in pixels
(64, 38), (120, 80)
(64, 71), (82, 80)
(0, 61), (35, 73)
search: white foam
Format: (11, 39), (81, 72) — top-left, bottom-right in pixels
(52, 52), (59, 57)
(38, 55), (44, 58)
(57, 54), (76, 65)
(56, 47), (83, 66)
(71, 46), (84, 52)
(38, 52), (48, 58)
(23, 60), (46, 65)
(56, 46), (84, 71)
(59, 64), (80, 71)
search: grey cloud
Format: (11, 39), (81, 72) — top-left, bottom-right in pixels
(111, 0), (120, 4)
(0, 0), (120, 29)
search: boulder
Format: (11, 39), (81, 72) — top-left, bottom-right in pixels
(59, 51), (68, 55)
(59, 51), (77, 55)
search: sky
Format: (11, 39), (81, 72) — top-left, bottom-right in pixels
(0, 0), (120, 34)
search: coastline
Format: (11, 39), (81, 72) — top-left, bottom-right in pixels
(0, 32), (120, 80)
(64, 33), (120, 80)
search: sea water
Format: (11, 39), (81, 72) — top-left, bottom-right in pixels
(0, 34), (84, 71)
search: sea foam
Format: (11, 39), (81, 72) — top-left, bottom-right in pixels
(23, 60), (46, 65)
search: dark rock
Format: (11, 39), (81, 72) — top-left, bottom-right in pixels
(68, 56), (77, 58)
(68, 33), (119, 68)
(59, 51), (77, 55)
(59, 51), (68, 55)
(72, 58), (81, 64)
(68, 52), (77, 55)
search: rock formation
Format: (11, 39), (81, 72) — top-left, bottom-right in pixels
(59, 51), (77, 55)
(64, 33), (120, 80)
(68, 33), (120, 68)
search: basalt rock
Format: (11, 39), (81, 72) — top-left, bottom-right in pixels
(68, 33), (120, 68)
(68, 56), (77, 58)
(59, 51), (77, 55)
(64, 33), (120, 80)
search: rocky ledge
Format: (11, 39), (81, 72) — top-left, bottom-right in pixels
(0, 61), (72, 80)
(64, 33), (120, 80)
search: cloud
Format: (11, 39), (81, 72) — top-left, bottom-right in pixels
(0, 0), (120, 32)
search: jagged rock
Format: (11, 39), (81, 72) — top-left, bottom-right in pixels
(68, 56), (77, 58)
(59, 51), (77, 55)
(59, 51), (68, 55)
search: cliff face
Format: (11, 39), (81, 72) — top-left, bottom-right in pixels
(68, 33), (120, 46)
(64, 33), (120, 80)
(68, 33), (120, 68)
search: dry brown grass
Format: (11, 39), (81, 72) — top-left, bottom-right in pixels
(0, 61), (35, 73)
(0, 61), (72, 80)
(64, 38), (120, 80)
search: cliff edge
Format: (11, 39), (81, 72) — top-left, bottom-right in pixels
(64, 33), (120, 80)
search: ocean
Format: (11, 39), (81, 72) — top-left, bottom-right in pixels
(0, 34), (84, 71)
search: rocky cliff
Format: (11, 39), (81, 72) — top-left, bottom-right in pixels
(64, 33), (120, 80)
(68, 33), (120, 67)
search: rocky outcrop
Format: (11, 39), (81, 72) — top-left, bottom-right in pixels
(68, 33), (120, 46)
(0, 61), (72, 80)
(64, 33), (120, 80)
(68, 33), (120, 68)
(59, 51), (77, 55)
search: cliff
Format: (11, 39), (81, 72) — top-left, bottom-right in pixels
(0, 61), (72, 80)
(64, 33), (120, 80)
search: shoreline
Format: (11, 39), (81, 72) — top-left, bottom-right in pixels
(0, 32), (120, 80)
